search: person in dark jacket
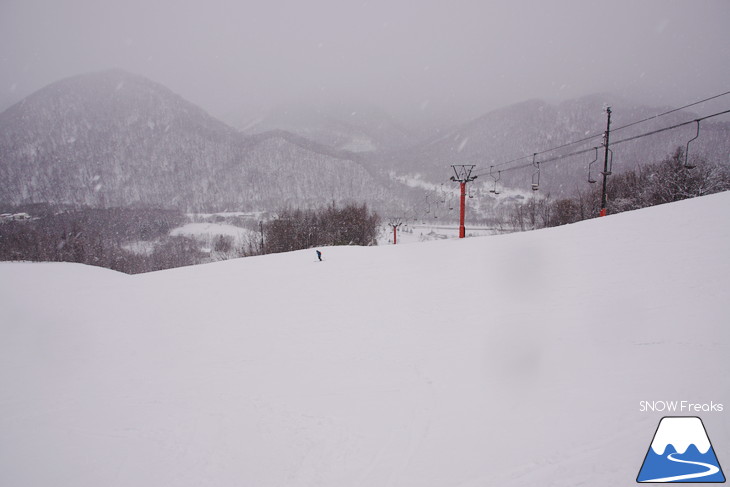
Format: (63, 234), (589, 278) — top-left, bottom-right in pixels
(316, 250), (322, 261)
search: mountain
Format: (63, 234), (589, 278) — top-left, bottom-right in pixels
(379, 94), (730, 196)
(0, 70), (404, 212)
(2, 71), (727, 214)
(2, 191), (729, 486)
(228, 102), (418, 153)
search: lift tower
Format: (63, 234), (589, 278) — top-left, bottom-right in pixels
(600, 107), (612, 217)
(450, 165), (477, 239)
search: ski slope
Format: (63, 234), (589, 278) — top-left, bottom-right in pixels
(1, 192), (729, 486)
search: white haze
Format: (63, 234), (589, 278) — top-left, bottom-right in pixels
(1, 0), (729, 125)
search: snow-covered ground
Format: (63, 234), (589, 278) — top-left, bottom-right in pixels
(379, 223), (497, 245)
(1, 192), (729, 486)
(170, 222), (258, 249)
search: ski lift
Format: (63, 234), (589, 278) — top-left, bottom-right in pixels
(531, 153), (540, 191)
(600, 148), (613, 176)
(428, 194), (438, 219)
(684, 120), (700, 169)
(489, 166), (502, 194)
(438, 183), (447, 203)
(587, 147), (598, 184)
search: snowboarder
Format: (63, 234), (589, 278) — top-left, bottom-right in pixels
(316, 250), (322, 261)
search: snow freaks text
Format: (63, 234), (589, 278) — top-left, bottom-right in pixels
(639, 401), (724, 413)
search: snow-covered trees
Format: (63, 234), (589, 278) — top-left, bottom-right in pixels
(0, 207), (202, 273)
(645, 147), (730, 205)
(503, 147), (730, 231)
(264, 203), (380, 254)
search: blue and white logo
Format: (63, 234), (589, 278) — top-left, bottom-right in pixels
(637, 416), (725, 483)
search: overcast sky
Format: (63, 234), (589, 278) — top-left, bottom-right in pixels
(1, 0), (729, 124)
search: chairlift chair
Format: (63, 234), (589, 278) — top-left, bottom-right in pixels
(588, 147), (598, 184)
(531, 154), (540, 191)
(684, 120), (700, 169)
(489, 166), (502, 194)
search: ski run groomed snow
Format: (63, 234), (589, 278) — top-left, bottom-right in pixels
(1, 192), (729, 486)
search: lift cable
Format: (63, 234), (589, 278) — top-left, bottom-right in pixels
(466, 108), (730, 178)
(469, 90), (730, 178)
(610, 90), (730, 134)
(607, 108), (730, 149)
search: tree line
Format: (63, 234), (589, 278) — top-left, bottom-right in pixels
(0, 206), (205, 273)
(262, 203), (380, 254)
(0, 202), (381, 273)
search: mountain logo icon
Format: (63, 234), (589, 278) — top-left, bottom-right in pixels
(637, 416), (725, 483)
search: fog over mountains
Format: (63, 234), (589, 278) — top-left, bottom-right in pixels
(1, 69), (728, 214)
(0, 70), (401, 212)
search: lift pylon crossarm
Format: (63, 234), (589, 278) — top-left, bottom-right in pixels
(450, 164), (477, 183)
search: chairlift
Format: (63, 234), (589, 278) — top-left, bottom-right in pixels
(531, 154), (540, 191)
(440, 183), (450, 203)
(684, 120), (700, 169)
(488, 166), (501, 194)
(600, 148), (613, 176)
(466, 189), (472, 199)
(587, 147), (598, 184)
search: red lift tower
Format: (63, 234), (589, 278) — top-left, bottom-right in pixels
(450, 165), (477, 239)
(388, 221), (403, 244)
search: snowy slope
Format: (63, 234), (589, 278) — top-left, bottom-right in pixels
(1, 192), (729, 486)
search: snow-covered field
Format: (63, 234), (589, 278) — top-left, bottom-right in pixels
(1, 192), (729, 486)
(379, 223), (497, 245)
(170, 222), (257, 249)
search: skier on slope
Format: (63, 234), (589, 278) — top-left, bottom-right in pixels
(316, 249), (322, 261)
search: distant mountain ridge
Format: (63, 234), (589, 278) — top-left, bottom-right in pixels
(1, 70), (728, 213)
(0, 70), (403, 212)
